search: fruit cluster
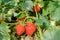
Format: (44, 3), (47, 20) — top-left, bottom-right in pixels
(16, 22), (36, 36)
(15, 4), (40, 37)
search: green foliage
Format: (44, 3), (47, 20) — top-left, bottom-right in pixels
(19, 1), (33, 11)
(11, 35), (17, 40)
(36, 19), (43, 26)
(16, 12), (25, 18)
(42, 9), (48, 16)
(40, 15), (50, 29)
(53, 0), (60, 2)
(0, 22), (10, 40)
(48, 1), (60, 21)
(2, 0), (14, 5)
(43, 1), (60, 21)
(41, 26), (60, 40)
(0, 0), (60, 40)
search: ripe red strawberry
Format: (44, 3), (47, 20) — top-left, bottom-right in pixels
(35, 4), (40, 12)
(16, 24), (25, 35)
(32, 4), (40, 12)
(25, 22), (36, 36)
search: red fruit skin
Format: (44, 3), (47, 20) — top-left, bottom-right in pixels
(32, 4), (40, 12)
(35, 4), (40, 12)
(25, 22), (36, 36)
(16, 24), (25, 35)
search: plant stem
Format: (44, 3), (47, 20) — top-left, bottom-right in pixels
(7, 22), (19, 25)
(37, 26), (42, 40)
(36, 12), (38, 19)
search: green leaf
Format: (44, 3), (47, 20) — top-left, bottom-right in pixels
(36, 19), (43, 26)
(47, 1), (60, 21)
(16, 12), (25, 18)
(19, 1), (33, 11)
(0, 0), (2, 5)
(51, 6), (60, 21)
(0, 22), (10, 40)
(42, 9), (48, 16)
(0, 33), (3, 40)
(40, 15), (50, 27)
(2, 0), (14, 5)
(11, 35), (17, 40)
(44, 1), (60, 21)
(39, 1), (44, 8)
(47, 1), (58, 13)
(53, 0), (60, 2)
(6, 17), (11, 22)
(14, 13), (18, 17)
(6, 9), (14, 17)
(26, 18), (34, 22)
(41, 26), (60, 40)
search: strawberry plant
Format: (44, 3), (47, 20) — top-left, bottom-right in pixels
(0, 0), (60, 40)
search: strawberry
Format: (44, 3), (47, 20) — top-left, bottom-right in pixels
(25, 22), (36, 36)
(35, 4), (40, 12)
(16, 24), (25, 35)
(32, 4), (40, 12)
